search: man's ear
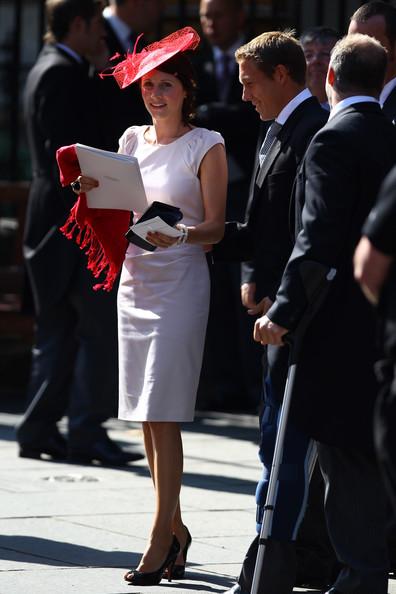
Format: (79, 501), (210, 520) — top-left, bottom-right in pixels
(327, 65), (335, 88)
(274, 63), (289, 84)
(69, 15), (85, 36)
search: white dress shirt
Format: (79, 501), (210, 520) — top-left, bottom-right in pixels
(329, 95), (378, 120)
(212, 37), (244, 83)
(275, 88), (313, 125)
(56, 43), (83, 64)
(103, 6), (132, 52)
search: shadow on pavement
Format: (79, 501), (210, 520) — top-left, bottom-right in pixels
(0, 423), (16, 442)
(183, 414), (259, 445)
(0, 536), (238, 591)
(0, 534), (139, 567)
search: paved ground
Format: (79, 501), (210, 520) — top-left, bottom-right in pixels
(0, 408), (395, 594)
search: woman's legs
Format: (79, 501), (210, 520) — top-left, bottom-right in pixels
(142, 422), (155, 485)
(172, 501), (190, 566)
(138, 421), (184, 572)
(141, 422), (189, 567)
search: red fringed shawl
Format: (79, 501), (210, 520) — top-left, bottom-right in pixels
(56, 144), (130, 291)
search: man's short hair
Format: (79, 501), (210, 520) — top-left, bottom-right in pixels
(44, 0), (102, 43)
(300, 26), (340, 47)
(235, 30), (306, 85)
(330, 33), (387, 96)
(225, 0), (244, 10)
(200, 0), (244, 10)
(350, 1), (396, 45)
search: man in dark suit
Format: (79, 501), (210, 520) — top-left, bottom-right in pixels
(257, 33), (396, 594)
(193, 0), (262, 412)
(300, 26), (339, 110)
(96, 0), (162, 150)
(349, 1), (396, 123)
(214, 31), (327, 594)
(195, 0), (258, 209)
(19, 0), (143, 466)
(354, 166), (396, 518)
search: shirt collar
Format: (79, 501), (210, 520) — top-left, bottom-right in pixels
(329, 95), (378, 120)
(56, 43), (83, 64)
(103, 6), (132, 52)
(380, 77), (396, 106)
(213, 37), (244, 63)
(275, 88), (312, 126)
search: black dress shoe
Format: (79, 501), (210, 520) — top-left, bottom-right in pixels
(19, 433), (67, 461)
(323, 589), (343, 594)
(68, 436), (144, 466)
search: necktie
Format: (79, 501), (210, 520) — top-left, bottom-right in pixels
(218, 53), (231, 101)
(258, 121), (283, 167)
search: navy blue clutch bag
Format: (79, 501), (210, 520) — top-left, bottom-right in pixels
(125, 201), (183, 252)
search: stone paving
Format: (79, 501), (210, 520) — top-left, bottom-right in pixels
(0, 409), (395, 594)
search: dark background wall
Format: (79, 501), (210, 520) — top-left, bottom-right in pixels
(0, 0), (385, 183)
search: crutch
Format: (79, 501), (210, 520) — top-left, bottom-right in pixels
(251, 260), (337, 594)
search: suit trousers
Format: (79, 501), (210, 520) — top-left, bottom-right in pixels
(17, 261), (118, 449)
(317, 442), (389, 594)
(256, 373), (316, 538)
(374, 318), (396, 517)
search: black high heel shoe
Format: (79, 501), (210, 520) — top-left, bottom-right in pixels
(172, 526), (192, 579)
(124, 535), (180, 586)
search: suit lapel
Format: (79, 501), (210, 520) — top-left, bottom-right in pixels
(249, 97), (318, 215)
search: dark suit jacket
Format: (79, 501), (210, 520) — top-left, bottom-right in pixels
(363, 164), (396, 354)
(94, 19), (150, 151)
(268, 102), (396, 450)
(214, 96), (328, 302)
(23, 44), (102, 313)
(382, 83), (396, 123)
(364, 163), (396, 258)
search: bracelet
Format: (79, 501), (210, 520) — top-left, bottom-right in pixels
(71, 180), (81, 194)
(176, 223), (189, 245)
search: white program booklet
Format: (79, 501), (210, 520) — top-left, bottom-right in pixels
(131, 216), (182, 243)
(75, 143), (148, 211)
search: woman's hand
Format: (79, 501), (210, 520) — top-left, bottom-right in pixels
(146, 231), (179, 249)
(71, 175), (99, 195)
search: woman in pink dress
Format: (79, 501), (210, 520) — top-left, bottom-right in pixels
(76, 28), (227, 586)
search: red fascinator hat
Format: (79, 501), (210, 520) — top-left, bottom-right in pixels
(101, 26), (200, 89)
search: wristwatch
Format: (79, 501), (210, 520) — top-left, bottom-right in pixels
(71, 180), (81, 193)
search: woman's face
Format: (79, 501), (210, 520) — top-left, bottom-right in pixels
(141, 69), (186, 120)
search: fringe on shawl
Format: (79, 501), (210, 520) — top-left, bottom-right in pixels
(60, 212), (118, 292)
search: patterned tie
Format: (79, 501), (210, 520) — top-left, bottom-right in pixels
(258, 121), (283, 167)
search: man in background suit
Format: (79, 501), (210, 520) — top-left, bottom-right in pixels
(194, 0), (262, 412)
(349, 1), (396, 123)
(355, 166), (396, 518)
(300, 26), (339, 110)
(215, 31), (327, 594)
(257, 34), (396, 594)
(19, 0), (143, 466)
(96, 0), (163, 150)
